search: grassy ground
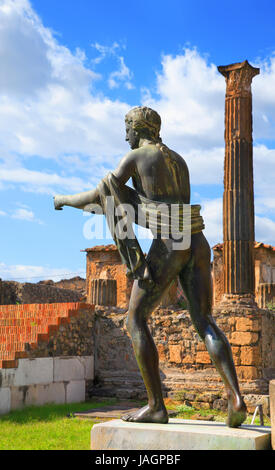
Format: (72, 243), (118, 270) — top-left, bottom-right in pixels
(165, 400), (271, 426)
(0, 399), (271, 450)
(0, 399), (116, 450)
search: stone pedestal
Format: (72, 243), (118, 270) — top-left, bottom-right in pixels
(90, 418), (271, 450)
(270, 380), (275, 450)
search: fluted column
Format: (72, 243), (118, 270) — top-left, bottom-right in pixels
(218, 60), (259, 304)
(88, 278), (117, 306)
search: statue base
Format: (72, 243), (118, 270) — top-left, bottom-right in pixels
(90, 418), (271, 450)
(219, 293), (258, 309)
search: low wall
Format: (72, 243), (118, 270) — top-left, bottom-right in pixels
(0, 356), (94, 415)
(0, 279), (83, 305)
(0, 302), (95, 414)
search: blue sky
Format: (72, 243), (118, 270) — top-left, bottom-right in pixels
(0, 0), (274, 282)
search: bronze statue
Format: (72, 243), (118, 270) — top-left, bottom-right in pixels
(54, 106), (247, 427)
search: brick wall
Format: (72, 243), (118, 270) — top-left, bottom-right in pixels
(0, 302), (95, 368)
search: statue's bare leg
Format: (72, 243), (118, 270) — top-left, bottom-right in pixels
(122, 239), (191, 424)
(179, 232), (247, 428)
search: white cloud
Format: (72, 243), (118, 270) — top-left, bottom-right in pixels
(0, 0), (130, 194)
(0, 261), (84, 282)
(0, 1), (273, 249)
(0, 166), (90, 194)
(200, 198), (223, 248)
(142, 48), (225, 151)
(91, 41), (120, 65)
(108, 56), (134, 90)
(255, 215), (275, 245)
(0, 203), (44, 224)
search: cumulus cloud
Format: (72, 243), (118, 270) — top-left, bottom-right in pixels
(200, 198), (223, 248)
(0, 0), (274, 252)
(0, 0), (129, 194)
(108, 56), (134, 90)
(142, 48), (225, 151)
(0, 202), (43, 224)
(0, 261), (84, 282)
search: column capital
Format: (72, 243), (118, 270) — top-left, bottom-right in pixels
(218, 60), (260, 96)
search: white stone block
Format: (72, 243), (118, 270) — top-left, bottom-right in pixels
(10, 383), (66, 409)
(91, 418), (272, 451)
(53, 357), (85, 382)
(0, 368), (16, 388)
(66, 380), (86, 403)
(13, 358), (53, 386)
(10, 386), (25, 410)
(0, 388), (11, 415)
(26, 383), (66, 406)
(81, 356), (94, 380)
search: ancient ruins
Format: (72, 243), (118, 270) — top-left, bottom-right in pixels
(0, 61), (274, 420)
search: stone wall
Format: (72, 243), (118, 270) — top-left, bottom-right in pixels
(1, 300), (274, 414)
(0, 302), (95, 414)
(90, 305), (275, 413)
(38, 276), (86, 297)
(0, 279), (83, 305)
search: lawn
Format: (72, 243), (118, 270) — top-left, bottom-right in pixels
(0, 399), (271, 450)
(0, 399), (116, 450)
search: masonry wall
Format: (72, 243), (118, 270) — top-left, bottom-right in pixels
(90, 305), (275, 413)
(1, 300), (274, 415)
(0, 303), (95, 414)
(0, 279), (83, 305)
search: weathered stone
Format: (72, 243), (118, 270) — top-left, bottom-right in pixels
(230, 331), (258, 346)
(218, 61), (259, 301)
(91, 418), (271, 450)
(0, 387), (10, 415)
(89, 278), (117, 306)
(169, 345), (182, 363)
(270, 380), (275, 450)
(240, 346), (261, 366)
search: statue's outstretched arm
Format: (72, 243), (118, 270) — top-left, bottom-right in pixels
(54, 150), (136, 211)
(54, 187), (100, 211)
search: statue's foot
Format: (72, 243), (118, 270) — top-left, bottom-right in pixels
(122, 404), (168, 424)
(227, 391), (247, 428)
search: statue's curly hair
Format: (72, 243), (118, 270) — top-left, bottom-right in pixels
(125, 106), (161, 141)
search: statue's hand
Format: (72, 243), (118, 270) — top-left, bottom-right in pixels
(54, 195), (64, 211)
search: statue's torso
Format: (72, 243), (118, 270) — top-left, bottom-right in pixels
(132, 143), (190, 205)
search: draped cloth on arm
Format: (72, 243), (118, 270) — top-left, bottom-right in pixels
(84, 172), (204, 282)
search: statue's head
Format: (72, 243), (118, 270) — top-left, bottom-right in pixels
(125, 106), (161, 149)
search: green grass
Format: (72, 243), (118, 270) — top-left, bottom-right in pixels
(0, 399), (271, 450)
(171, 403), (271, 426)
(0, 399), (116, 450)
